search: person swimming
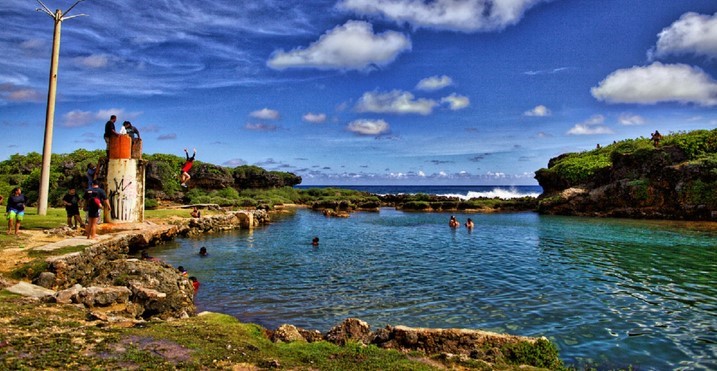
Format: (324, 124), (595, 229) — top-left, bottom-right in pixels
(199, 246), (208, 256)
(449, 216), (460, 228)
(465, 218), (474, 229)
(312, 236), (319, 246)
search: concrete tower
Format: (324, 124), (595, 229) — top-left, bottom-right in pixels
(106, 135), (145, 222)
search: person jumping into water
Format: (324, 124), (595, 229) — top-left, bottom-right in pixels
(180, 148), (196, 188)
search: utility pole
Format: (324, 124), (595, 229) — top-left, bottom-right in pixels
(36, 0), (87, 215)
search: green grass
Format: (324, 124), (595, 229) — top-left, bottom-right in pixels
(0, 300), (565, 370)
(9, 207), (67, 230)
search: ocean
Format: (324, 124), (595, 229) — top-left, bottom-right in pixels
(294, 185), (543, 200)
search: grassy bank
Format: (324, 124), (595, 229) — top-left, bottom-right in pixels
(0, 291), (563, 370)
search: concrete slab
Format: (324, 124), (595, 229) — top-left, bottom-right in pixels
(6, 281), (55, 298)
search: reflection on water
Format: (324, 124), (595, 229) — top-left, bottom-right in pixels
(151, 209), (717, 370)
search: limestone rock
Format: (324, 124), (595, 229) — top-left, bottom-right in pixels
(76, 286), (132, 307)
(325, 318), (372, 345)
(272, 324), (306, 343)
(6, 281), (55, 299)
(33, 271), (56, 289)
(54, 284), (83, 304)
(372, 325), (540, 358)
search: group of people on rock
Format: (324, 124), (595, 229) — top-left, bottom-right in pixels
(449, 215), (474, 230)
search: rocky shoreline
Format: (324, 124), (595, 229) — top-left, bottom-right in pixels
(3, 208), (560, 367)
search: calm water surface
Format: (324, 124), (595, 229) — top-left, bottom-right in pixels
(152, 209), (717, 370)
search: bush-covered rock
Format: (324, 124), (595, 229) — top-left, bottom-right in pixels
(536, 129), (717, 220)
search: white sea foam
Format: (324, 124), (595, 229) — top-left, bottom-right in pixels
(438, 187), (540, 200)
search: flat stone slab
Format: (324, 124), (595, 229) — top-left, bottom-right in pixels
(33, 236), (106, 252)
(6, 281), (55, 298)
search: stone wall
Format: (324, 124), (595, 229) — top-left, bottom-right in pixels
(37, 210), (269, 320)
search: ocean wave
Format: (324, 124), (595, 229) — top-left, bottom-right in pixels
(438, 187), (541, 200)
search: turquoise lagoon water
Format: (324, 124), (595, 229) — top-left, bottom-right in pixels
(151, 208), (717, 370)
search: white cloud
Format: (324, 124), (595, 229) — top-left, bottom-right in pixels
(337, 0), (546, 32)
(355, 90), (437, 115)
(416, 75), (453, 91)
(20, 39), (45, 50)
(223, 158), (248, 167)
(524, 67), (569, 76)
(591, 62), (717, 106)
(618, 113), (646, 126)
(62, 108), (138, 127)
(440, 93), (470, 110)
(7, 88), (42, 102)
(347, 119), (390, 135)
(250, 108), (280, 120)
(524, 105), (551, 117)
(651, 12), (717, 59)
(245, 122), (279, 131)
(62, 110), (96, 127)
(567, 115), (614, 135)
(267, 20), (411, 71)
(75, 54), (110, 69)
(302, 112), (327, 123)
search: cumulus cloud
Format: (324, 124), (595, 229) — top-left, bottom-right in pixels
(591, 62), (717, 106)
(267, 20), (411, 71)
(355, 90), (437, 115)
(347, 119), (390, 135)
(618, 113), (646, 126)
(651, 12), (717, 59)
(524, 105), (551, 117)
(416, 75), (453, 91)
(337, 0), (546, 32)
(302, 112), (327, 123)
(440, 93), (470, 110)
(567, 115), (614, 135)
(250, 108), (280, 120)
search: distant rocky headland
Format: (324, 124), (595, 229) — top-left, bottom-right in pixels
(534, 128), (717, 220)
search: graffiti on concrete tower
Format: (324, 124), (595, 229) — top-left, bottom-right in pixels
(110, 176), (137, 221)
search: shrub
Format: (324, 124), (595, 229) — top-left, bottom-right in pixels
(145, 198), (158, 210)
(503, 338), (563, 369)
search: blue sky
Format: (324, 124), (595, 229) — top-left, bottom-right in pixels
(1, 0), (716, 185)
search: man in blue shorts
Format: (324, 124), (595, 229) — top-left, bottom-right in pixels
(6, 187), (27, 236)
